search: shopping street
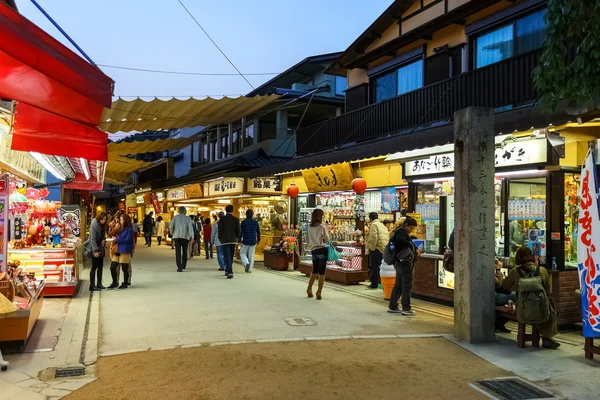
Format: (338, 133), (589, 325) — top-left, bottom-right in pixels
(0, 245), (598, 399)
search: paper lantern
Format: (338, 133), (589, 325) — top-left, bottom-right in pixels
(287, 184), (300, 198)
(352, 178), (367, 194)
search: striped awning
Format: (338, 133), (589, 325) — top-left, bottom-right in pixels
(108, 134), (200, 157)
(100, 95), (280, 133)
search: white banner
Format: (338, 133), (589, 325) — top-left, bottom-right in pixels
(577, 150), (600, 337)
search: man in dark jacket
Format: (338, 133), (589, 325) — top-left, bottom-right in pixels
(218, 204), (240, 279)
(143, 212), (155, 247)
(388, 216), (418, 316)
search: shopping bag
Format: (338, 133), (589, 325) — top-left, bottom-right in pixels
(327, 243), (339, 262)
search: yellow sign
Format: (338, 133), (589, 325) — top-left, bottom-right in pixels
(184, 183), (203, 199)
(0, 131), (46, 184)
(246, 177), (281, 194)
(126, 194), (137, 208)
(302, 163), (354, 193)
(204, 177), (244, 197)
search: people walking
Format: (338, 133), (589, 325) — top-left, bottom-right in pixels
(143, 212), (155, 247)
(156, 216), (166, 246)
(203, 218), (213, 259)
(211, 212), (225, 271)
(218, 205), (240, 279)
(239, 209), (260, 273)
(87, 212), (107, 291)
(170, 207), (195, 272)
(366, 212), (387, 290)
(387, 217), (419, 316)
(112, 214), (135, 290)
(306, 209), (329, 300)
(132, 218), (140, 245)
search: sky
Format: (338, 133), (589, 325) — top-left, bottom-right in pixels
(16, 0), (393, 100)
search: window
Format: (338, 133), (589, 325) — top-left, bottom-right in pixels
(373, 59), (423, 103)
(475, 9), (547, 68)
(335, 76), (347, 96)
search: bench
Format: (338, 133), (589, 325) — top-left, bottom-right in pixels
(585, 338), (600, 360)
(495, 306), (540, 348)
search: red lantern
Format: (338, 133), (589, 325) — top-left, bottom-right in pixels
(352, 178), (367, 194)
(287, 184), (300, 198)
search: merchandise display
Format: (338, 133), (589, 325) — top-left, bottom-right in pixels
(564, 173), (580, 268)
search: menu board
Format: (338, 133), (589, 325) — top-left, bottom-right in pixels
(507, 200), (546, 221)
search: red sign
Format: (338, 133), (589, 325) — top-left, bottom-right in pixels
(551, 232), (561, 241)
(0, 178), (6, 195)
(127, 206), (137, 214)
(118, 201), (125, 211)
(150, 192), (162, 215)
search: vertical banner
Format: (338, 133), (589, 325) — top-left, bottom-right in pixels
(150, 192), (162, 215)
(380, 187), (399, 212)
(577, 151), (600, 337)
(0, 174), (8, 273)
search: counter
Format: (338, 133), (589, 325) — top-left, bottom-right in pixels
(299, 243), (368, 285)
(0, 281), (45, 348)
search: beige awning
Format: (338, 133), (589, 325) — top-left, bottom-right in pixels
(108, 135), (200, 157)
(101, 95), (280, 133)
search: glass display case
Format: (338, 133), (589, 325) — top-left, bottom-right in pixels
(564, 173), (580, 269)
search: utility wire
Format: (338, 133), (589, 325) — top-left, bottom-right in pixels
(98, 64), (280, 76)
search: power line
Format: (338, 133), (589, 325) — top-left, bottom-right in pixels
(98, 64), (280, 76)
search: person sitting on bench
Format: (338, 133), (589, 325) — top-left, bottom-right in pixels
(494, 257), (516, 333)
(502, 247), (560, 350)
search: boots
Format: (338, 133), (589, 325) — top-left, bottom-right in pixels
(96, 267), (106, 289)
(307, 274), (317, 298)
(108, 261), (119, 289)
(316, 274), (325, 300)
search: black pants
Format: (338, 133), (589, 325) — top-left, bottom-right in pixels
(157, 236), (162, 245)
(388, 262), (413, 311)
(145, 234), (152, 246)
(174, 239), (189, 271)
(369, 249), (382, 288)
(110, 261), (120, 285)
(90, 256), (104, 287)
(311, 247), (328, 275)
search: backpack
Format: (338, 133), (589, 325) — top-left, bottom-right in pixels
(443, 249), (454, 273)
(383, 228), (414, 265)
(516, 266), (551, 325)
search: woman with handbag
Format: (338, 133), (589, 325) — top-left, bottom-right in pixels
(112, 214), (135, 290)
(387, 217), (418, 316)
(306, 209), (330, 300)
(88, 212), (107, 292)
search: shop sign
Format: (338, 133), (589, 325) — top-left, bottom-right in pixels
(247, 177), (281, 194)
(126, 193), (137, 208)
(150, 192), (162, 215)
(184, 183), (203, 199)
(134, 184), (152, 194)
(58, 206), (81, 238)
(167, 188), (186, 201)
(156, 192), (165, 202)
(405, 139), (548, 177)
(127, 206), (138, 214)
(577, 151), (600, 338)
(0, 131), (46, 184)
(136, 195), (145, 204)
(437, 261), (454, 290)
(205, 177), (244, 197)
(302, 163), (355, 192)
(0, 174), (8, 269)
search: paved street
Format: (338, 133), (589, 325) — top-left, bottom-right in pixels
(98, 245), (453, 356)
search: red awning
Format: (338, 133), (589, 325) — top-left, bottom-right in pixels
(63, 158), (104, 191)
(11, 102), (108, 161)
(0, 3), (113, 113)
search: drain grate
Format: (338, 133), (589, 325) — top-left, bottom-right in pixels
(55, 367), (85, 378)
(476, 378), (556, 400)
(284, 317), (317, 326)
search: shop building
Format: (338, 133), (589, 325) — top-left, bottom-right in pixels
(251, 0), (600, 326)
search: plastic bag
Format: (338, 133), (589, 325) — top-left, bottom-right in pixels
(327, 243), (339, 262)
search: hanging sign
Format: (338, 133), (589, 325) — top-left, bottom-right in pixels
(302, 163), (355, 192)
(247, 177), (281, 195)
(205, 177), (244, 197)
(118, 201), (125, 211)
(126, 193), (137, 208)
(184, 184), (203, 199)
(404, 139), (548, 177)
(58, 206), (81, 238)
(577, 150), (600, 338)
(0, 174), (9, 272)
(167, 187), (186, 201)
(380, 187), (399, 212)
(127, 206), (138, 214)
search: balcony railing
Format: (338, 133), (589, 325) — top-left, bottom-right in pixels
(296, 49), (542, 155)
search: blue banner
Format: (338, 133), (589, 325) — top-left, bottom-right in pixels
(380, 188), (398, 213)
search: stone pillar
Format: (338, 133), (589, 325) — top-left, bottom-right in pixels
(453, 107), (496, 344)
(276, 109), (288, 141)
(253, 118), (260, 144)
(216, 127), (222, 160)
(228, 124), (233, 156)
(240, 117), (246, 152)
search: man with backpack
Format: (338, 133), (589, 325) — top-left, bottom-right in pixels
(502, 247), (559, 349)
(386, 217), (419, 316)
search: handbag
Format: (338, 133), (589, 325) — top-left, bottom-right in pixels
(327, 242), (340, 262)
(443, 249), (454, 273)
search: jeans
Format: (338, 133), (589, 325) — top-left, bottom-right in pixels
(369, 249), (382, 288)
(174, 239), (189, 271)
(240, 244), (256, 271)
(216, 246), (225, 269)
(311, 247), (328, 275)
(222, 244), (236, 275)
(145, 232), (152, 246)
(388, 262), (413, 311)
(204, 240), (213, 259)
(90, 256), (104, 287)
(495, 291), (517, 306)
